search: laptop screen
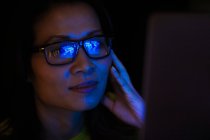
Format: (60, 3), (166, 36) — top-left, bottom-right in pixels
(142, 12), (210, 140)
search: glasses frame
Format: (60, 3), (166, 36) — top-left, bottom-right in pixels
(32, 35), (112, 65)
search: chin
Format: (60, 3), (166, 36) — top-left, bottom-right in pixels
(83, 85), (105, 109)
(83, 96), (102, 110)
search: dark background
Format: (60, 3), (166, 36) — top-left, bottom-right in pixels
(102, 0), (210, 93)
(1, 0), (210, 117)
(1, 0), (210, 139)
(2, 0), (210, 93)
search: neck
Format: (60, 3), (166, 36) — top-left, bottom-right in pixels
(35, 99), (84, 140)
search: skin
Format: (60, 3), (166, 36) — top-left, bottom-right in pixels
(32, 2), (111, 114)
(30, 2), (144, 140)
(31, 3), (112, 139)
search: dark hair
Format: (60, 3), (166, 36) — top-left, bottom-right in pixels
(12, 0), (140, 139)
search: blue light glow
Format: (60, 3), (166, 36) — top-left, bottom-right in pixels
(84, 40), (100, 55)
(60, 44), (75, 58)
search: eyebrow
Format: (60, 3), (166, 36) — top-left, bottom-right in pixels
(45, 29), (103, 44)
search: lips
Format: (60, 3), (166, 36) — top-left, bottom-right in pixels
(68, 81), (98, 93)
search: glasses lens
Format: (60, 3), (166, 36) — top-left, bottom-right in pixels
(84, 36), (110, 58)
(45, 41), (78, 65)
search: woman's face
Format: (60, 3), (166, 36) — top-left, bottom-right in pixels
(31, 3), (112, 111)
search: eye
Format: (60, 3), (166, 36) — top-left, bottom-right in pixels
(59, 42), (76, 58)
(85, 40), (100, 48)
(85, 40), (101, 55)
(46, 42), (77, 58)
(46, 44), (60, 58)
(84, 36), (107, 55)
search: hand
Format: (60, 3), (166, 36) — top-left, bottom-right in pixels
(102, 50), (145, 128)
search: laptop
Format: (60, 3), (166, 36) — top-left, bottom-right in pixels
(142, 12), (210, 140)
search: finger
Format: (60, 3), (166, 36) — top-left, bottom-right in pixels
(111, 67), (145, 125)
(111, 50), (128, 74)
(102, 93), (115, 111)
(111, 66), (131, 94)
(111, 50), (132, 83)
(111, 66), (141, 106)
(110, 62), (136, 92)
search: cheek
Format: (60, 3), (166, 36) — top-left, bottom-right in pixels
(31, 57), (70, 106)
(30, 56), (67, 93)
(83, 57), (112, 108)
(31, 56), (59, 80)
(95, 56), (112, 76)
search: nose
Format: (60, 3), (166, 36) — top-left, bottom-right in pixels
(70, 48), (95, 75)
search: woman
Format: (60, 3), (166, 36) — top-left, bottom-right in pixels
(11, 0), (145, 139)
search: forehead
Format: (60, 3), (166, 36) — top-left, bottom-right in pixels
(34, 2), (102, 45)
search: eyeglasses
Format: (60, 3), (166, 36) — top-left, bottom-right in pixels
(32, 35), (112, 65)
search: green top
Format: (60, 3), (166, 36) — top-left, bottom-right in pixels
(70, 127), (90, 140)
